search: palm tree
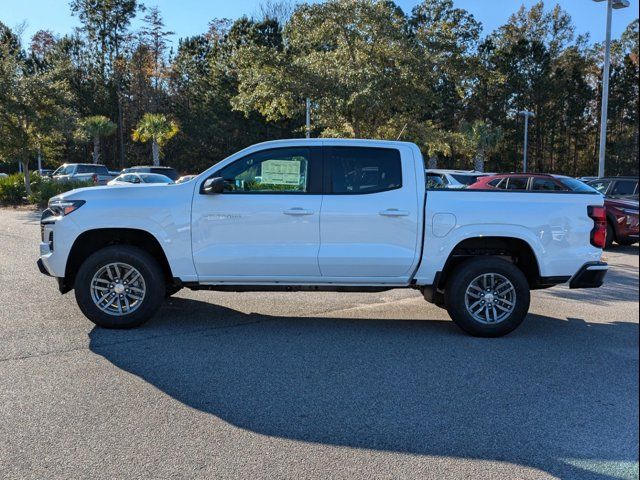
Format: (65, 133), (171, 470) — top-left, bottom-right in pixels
(76, 116), (117, 164)
(132, 113), (179, 166)
(418, 122), (469, 169)
(461, 120), (503, 172)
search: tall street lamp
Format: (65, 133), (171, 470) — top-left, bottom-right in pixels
(593, 0), (630, 177)
(519, 110), (535, 172)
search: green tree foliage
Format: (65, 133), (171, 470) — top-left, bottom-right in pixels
(70, 0), (139, 168)
(232, 0), (428, 138)
(76, 115), (117, 163)
(461, 120), (504, 172)
(132, 113), (179, 165)
(0, 22), (74, 194)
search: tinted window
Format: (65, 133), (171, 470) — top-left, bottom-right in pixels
(488, 178), (504, 188)
(150, 167), (178, 180)
(612, 180), (637, 196)
(77, 165), (109, 175)
(532, 178), (567, 191)
(506, 177), (529, 190)
(141, 174), (173, 184)
(218, 148), (311, 193)
(327, 147), (401, 194)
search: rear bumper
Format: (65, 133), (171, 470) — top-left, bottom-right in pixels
(569, 262), (608, 289)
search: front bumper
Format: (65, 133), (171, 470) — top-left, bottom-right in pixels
(569, 262), (609, 289)
(37, 258), (51, 276)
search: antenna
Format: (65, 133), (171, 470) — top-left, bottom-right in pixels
(396, 123), (408, 141)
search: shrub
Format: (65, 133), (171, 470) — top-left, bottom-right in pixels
(0, 174), (27, 205)
(0, 173), (94, 207)
(28, 176), (94, 207)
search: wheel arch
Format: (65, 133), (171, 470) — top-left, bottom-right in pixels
(605, 213), (619, 242)
(436, 236), (544, 292)
(62, 228), (175, 293)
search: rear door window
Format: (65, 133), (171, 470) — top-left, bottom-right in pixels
(326, 147), (402, 194)
(611, 180), (637, 196)
(506, 177), (529, 190)
(532, 178), (567, 191)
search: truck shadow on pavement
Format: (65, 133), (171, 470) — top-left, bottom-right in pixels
(89, 300), (638, 480)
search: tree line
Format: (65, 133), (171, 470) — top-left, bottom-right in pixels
(1, 0), (638, 186)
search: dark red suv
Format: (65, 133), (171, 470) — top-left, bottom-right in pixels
(601, 197), (639, 248)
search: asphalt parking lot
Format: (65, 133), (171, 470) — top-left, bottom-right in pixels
(0, 208), (638, 480)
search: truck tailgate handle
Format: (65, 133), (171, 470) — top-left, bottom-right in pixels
(379, 209), (410, 217)
(283, 208), (314, 216)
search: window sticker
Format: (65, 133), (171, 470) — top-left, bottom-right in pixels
(261, 159), (302, 186)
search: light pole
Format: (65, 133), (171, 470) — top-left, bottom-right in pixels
(593, 0), (630, 177)
(519, 110), (535, 172)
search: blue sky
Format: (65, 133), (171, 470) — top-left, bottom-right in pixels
(1, 0), (638, 48)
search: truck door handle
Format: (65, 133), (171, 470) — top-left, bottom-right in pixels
(283, 208), (314, 216)
(379, 209), (410, 217)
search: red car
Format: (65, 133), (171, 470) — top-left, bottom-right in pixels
(603, 197), (639, 248)
(467, 173), (590, 192)
(469, 173), (639, 248)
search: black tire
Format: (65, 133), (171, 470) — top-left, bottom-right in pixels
(74, 245), (165, 329)
(617, 238), (637, 246)
(605, 222), (615, 249)
(444, 257), (531, 337)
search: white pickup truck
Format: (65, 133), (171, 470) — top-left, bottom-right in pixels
(38, 139), (608, 337)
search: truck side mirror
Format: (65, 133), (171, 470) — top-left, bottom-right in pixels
(201, 177), (225, 194)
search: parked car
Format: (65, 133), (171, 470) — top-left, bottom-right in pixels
(468, 173), (597, 193)
(586, 177), (639, 200)
(121, 166), (179, 181)
(38, 139), (608, 337)
(51, 163), (115, 185)
(469, 173), (638, 248)
(426, 169), (492, 189)
(38, 169), (55, 177)
(108, 173), (174, 186)
(176, 175), (197, 184)
(0, 173), (7, 178)
(602, 197), (639, 248)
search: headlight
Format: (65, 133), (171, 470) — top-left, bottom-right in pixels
(48, 199), (85, 216)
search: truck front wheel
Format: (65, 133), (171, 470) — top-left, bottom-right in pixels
(444, 257), (530, 337)
(74, 245), (165, 329)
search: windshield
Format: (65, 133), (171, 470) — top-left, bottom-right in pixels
(52, 165), (74, 176)
(560, 177), (600, 193)
(451, 174), (483, 185)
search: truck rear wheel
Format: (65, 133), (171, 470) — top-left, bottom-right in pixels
(444, 257), (530, 337)
(74, 245), (165, 329)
